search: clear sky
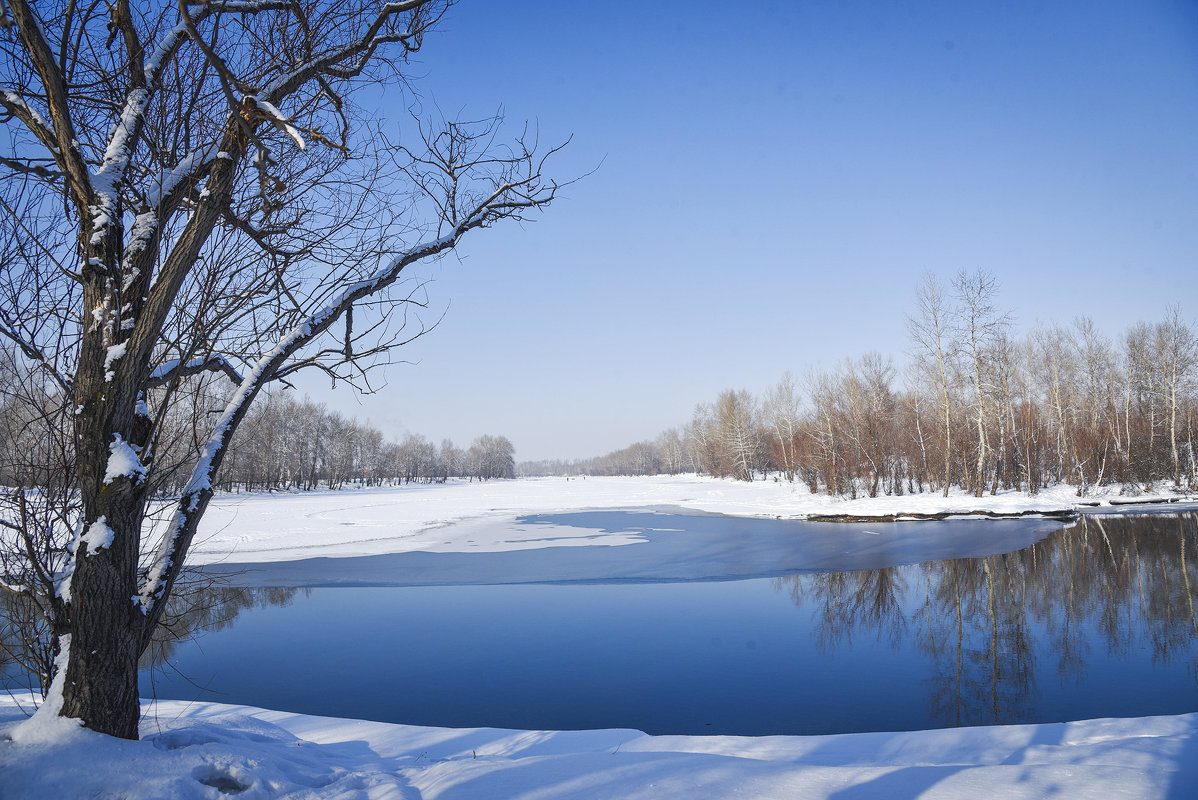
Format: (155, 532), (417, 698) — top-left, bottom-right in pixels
(299, 0), (1198, 462)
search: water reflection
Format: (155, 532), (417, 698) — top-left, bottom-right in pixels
(2, 576), (300, 699)
(143, 584), (302, 668)
(775, 512), (1198, 729)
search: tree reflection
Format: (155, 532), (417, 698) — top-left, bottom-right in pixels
(142, 582), (303, 668)
(3, 577), (299, 693)
(799, 567), (907, 652)
(775, 512), (1198, 728)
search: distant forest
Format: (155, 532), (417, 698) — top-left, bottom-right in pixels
(0, 378), (516, 494)
(520, 273), (1197, 497)
(213, 394), (516, 490)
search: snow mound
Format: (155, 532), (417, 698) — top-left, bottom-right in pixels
(2, 697), (1195, 799)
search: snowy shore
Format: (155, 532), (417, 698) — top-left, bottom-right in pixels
(3, 698), (1195, 799)
(4, 476), (1197, 799)
(185, 474), (1198, 564)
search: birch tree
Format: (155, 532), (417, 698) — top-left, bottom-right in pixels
(1032, 326), (1080, 486)
(655, 428), (686, 475)
(1123, 323), (1158, 484)
(1072, 317), (1118, 486)
(764, 371), (802, 482)
(1154, 307), (1197, 488)
(0, 0), (562, 739)
(807, 370), (842, 495)
(953, 270), (1010, 497)
(714, 389), (761, 482)
(908, 273), (957, 497)
(684, 403), (718, 475)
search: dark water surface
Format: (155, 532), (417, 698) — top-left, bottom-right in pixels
(137, 511), (1197, 736)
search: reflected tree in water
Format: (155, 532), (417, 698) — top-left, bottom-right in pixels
(142, 584), (302, 668)
(3, 578), (298, 697)
(914, 554), (1034, 727)
(774, 513), (1198, 729)
(785, 566), (908, 652)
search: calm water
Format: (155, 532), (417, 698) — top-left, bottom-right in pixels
(131, 510), (1198, 736)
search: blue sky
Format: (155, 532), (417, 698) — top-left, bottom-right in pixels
(305, 0), (1198, 462)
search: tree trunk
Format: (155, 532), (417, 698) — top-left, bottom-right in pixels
(941, 391), (952, 497)
(61, 415), (146, 739)
(974, 406), (987, 498)
(1170, 383), (1181, 487)
(58, 226), (150, 739)
(59, 542), (142, 739)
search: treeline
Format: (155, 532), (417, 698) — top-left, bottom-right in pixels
(0, 367), (516, 493)
(211, 394), (516, 490)
(522, 273), (1197, 497)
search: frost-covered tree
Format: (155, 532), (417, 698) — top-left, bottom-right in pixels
(714, 389), (761, 482)
(467, 434), (515, 480)
(0, 0), (562, 739)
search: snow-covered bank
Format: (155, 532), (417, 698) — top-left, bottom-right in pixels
(185, 475), (1198, 564)
(2, 697), (1194, 799)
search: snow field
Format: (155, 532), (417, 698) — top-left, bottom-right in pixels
(2, 698), (1195, 800)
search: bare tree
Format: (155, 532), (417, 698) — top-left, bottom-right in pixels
(0, 352), (77, 694)
(1123, 322), (1159, 485)
(467, 434), (515, 480)
(437, 438), (463, 482)
(764, 372), (802, 482)
(655, 428), (687, 475)
(684, 403), (718, 476)
(1154, 307), (1198, 488)
(806, 370), (842, 495)
(841, 354), (896, 497)
(908, 273), (957, 497)
(554, 294), (1192, 496)
(900, 381), (934, 493)
(1032, 326), (1080, 486)
(953, 270), (1010, 497)
(714, 389), (761, 482)
(0, 1), (563, 739)
(984, 331), (1021, 494)
(1071, 317), (1119, 487)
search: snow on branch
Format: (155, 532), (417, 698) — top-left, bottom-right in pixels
(100, 4), (290, 267)
(0, 91), (59, 157)
(143, 354), (245, 389)
(91, 89), (149, 197)
(144, 145), (227, 210)
(243, 95), (306, 150)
